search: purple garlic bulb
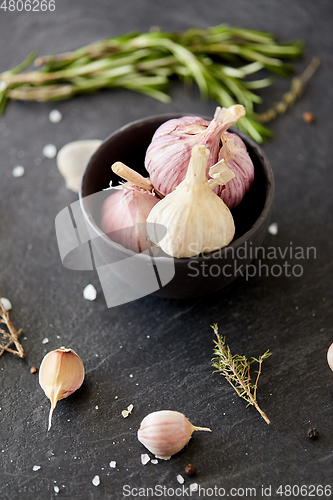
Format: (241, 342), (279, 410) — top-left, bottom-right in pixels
(145, 105), (246, 198)
(100, 183), (159, 253)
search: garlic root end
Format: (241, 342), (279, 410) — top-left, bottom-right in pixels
(191, 425), (212, 433)
(48, 402), (56, 431)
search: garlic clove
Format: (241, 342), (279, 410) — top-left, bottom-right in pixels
(57, 140), (102, 193)
(137, 410), (211, 460)
(216, 131), (255, 208)
(39, 347), (85, 430)
(0, 297), (12, 311)
(327, 343), (333, 371)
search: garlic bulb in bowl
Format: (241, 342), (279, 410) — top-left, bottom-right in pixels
(100, 162), (160, 253)
(145, 105), (245, 198)
(100, 183), (159, 253)
(147, 145), (235, 258)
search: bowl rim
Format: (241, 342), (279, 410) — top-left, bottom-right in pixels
(80, 113), (275, 264)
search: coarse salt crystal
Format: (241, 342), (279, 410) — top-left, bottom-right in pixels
(54, 486), (60, 493)
(0, 298), (12, 311)
(12, 166), (25, 177)
(43, 144), (57, 159)
(92, 475), (100, 486)
(127, 404), (134, 413)
(109, 461), (116, 468)
(177, 474), (184, 484)
(268, 222), (278, 235)
(190, 483), (198, 492)
(129, 374), (133, 378)
(42, 338), (49, 344)
(141, 454), (150, 465)
(49, 110), (62, 123)
(151, 459), (158, 464)
(32, 465), (41, 471)
(83, 284), (97, 301)
(95, 405), (99, 410)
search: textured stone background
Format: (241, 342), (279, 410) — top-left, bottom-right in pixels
(0, 1), (332, 499)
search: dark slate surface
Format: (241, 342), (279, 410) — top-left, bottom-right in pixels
(0, 1), (332, 499)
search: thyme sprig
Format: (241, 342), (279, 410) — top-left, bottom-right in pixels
(0, 300), (24, 358)
(211, 324), (271, 424)
(0, 24), (308, 142)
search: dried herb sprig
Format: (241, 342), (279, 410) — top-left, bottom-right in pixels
(0, 300), (24, 358)
(257, 57), (320, 123)
(0, 24), (306, 142)
(211, 324), (271, 424)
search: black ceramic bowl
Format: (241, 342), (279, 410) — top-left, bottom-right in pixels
(80, 114), (274, 300)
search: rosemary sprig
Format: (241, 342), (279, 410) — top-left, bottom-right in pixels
(0, 24), (309, 142)
(211, 324), (271, 424)
(0, 300), (24, 358)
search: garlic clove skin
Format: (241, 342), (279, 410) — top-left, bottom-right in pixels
(100, 183), (159, 253)
(216, 131), (255, 208)
(327, 343), (333, 371)
(137, 410), (211, 460)
(39, 347), (85, 430)
(145, 105), (245, 197)
(147, 145), (235, 258)
(57, 140), (102, 193)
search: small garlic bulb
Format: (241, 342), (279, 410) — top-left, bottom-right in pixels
(147, 145), (235, 258)
(57, 140), (102, 193)
(137, 410), (211, 460)
(327, 343), (333, 371)
(39, 347), (85, 430)
(100, 183), (159, 253)
(145, 105), (245, 197)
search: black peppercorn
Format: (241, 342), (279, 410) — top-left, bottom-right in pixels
(185, 464), (196, 476)
(307, 428), (319, 440)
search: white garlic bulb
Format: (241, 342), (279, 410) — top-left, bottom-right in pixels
(39, 347), (85, 430)
(147, 145), (235, 258)
(57, 140), (102, 193)
(145, 105), (245, 197)
(137, 410), (211, 460)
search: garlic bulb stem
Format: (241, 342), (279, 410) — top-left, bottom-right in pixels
(112, 162), (153, 191)
(184, 145), (209, 186)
